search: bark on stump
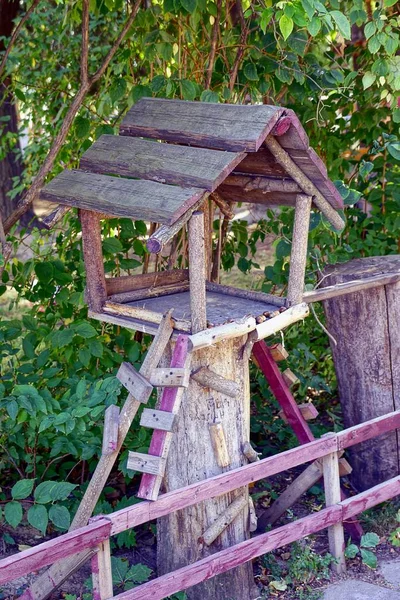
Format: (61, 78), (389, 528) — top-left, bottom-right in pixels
(157, 335), (255, 600)
(321, 255), (400, 491)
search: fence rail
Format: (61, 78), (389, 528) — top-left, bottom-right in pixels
(1, 408), (400, 599)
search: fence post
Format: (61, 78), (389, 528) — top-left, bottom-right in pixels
(322, 450), (346, 574)
(91, 539), (113, 600)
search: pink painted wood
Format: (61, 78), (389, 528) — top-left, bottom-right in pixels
(0, 518), (111, 586)
(341, 475), (400, 520)
(271, 116), (292, 137)
(337, 410), (400, 451)
(138, 335), (189, 500)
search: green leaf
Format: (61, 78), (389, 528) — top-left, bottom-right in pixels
(4, 501), (23, 528)
(109, 78), (127, 104)
(7, 399), (18, 420)
(130, 85), (152, 104)
(359, 161), (374, 180)
(34, 481), (58, 504)
(360, 548), (377, 569)
(126, 563), (152, 583)
(330, 10), (351, 39)
(361, 532), (380, 548)
(270, 580), (288, 591)
(112, 556), (129, 585)
(22, 315), (37, 331)
(74, 116), (90, 139)
(181, 0), (197, 13)
(79, 347), (91, 367)
(28, 505), (48, 535)
(364, 21), (376, 40)
(34, 262), (54, 283)
(384, 0), (398, 6)
(50, 482), (77, 501)
(279, 14), (294, 40)
(52, 328), (74, 348)
(49, 505), (70, 530)
(74, 322), (97, 338)
(260, 8), (273, 33)
(102, 237), (123, 254)
(368, 35), (381, 54)
(180, 80), (196, 101)
(243, 63), (258, 81)
(12, 480), (35, 500)
(308, 16), (321, 36)
(200, 90), (219, 103)
(362, 72), (376, 90)
(88, 339), (103, 357)
(387, 143), (400, 161)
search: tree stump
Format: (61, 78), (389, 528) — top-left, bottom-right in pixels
(321, 256), (400, 491)
(157, 335), (255, 600)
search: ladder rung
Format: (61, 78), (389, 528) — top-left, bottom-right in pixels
(148, 367), (190, 388)
(102, 404), (120, 455)
(117, 362), (153, 404)
(140, 408), (177, 432)
(127, 451), (166, 476)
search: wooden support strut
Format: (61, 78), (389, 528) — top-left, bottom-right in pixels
(80, 210), (107, 312)
(188, 210), (207, 334)
(91, 538), (113, 600)
(287, 194), (312, 306)
(323, 448), (347, 574)
(264, 136), (345, 232)
(200, 494), (248, 546)
(22, 311), (175, 600)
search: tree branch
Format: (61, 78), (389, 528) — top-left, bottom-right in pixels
(80, 0), (90, 85)
(0, 0), (41, 80)
(205, 0), (222, 89)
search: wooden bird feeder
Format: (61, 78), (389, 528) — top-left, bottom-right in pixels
(40, 98), (344, 340)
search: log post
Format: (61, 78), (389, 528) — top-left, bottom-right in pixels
(321, 256), (400, 491)
(80, 210), (107, 312)
(287, 194), (312, 306)
(157, 336), (255, 600)
(188, 211), (207, 334)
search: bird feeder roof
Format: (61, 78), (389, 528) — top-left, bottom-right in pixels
(40, 98), (343, 223)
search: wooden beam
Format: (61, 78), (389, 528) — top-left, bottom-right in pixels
(80, 210), (107, 312)
(254, 303), (309, 340)
(108, 282), (190, 303)
(201, 495), (248, 546)
(103, 302), (192, 333)
(188, 316), (256, 351)
(91, 539), (113, 600)
(188, 211), (207, 334)
(264, 136), (345, 231)
(303, 272), (400, 303)
(128, 452), (167, 476)
(323, 449), (346, 574)
(105, 269), (189, 296)
(148, 367), (190, 388)
(191, 366), (240, 398)
(287, 194), (312, 306)
(116, 362), (153, 404)
(209, 422), (231, 468)
(205, 281), (286, 307)
(102, 405), (120, 456)
(140, 409), (177, 432)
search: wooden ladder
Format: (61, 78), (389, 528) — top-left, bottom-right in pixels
(117, 334), (191, 501)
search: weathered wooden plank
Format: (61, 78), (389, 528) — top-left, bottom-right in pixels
(269, 343), (289, 362)
(91, 539), (113, 600)
(80, 210), (107, 312)
(116, 362), (153, 404)
(140, 408), (177, 432)
(127, 452), (167, 476)
(0, 518), (111, 585)
(40, 169), (206, 225)
(279, 402), (318, 423)
(341, 475), (400, 520)
(254, 303), (309, 340)
(102, 405), (120, 456)
(303, 272), (400, 303)
(80, 135), (244, 192)
(323, 450), (346, 574)
(337, 409), (400, 451)
(188, 316), (256, 351)
(209, 422), (231, 467)
(109, 282), (190, 304)
(282, 368), (299, 388)
(120, 97), (285, 152)
(188, 211), (207, 333)
(103, 302), (192, 333)
(105, 270), (189, 296)
(205, 281), (286, 307)
(89, 309), (182, 338)
(148, 367), (190, 388)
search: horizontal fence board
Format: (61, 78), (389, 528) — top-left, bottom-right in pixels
(341, 475), (400, 520)
(0, 518), (111, 585)
(337, 409), (400, 450)
(80, 134), (244, 192)
(40, 169), (206, 225)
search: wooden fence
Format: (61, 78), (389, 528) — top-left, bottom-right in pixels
(1, 409), (400, 600)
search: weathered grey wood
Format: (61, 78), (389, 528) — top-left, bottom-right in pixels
(109, 282), (190, 304)
(322, 256), (400, 491)
(140, 408), (177, 432)
(264, 136), (344, 226)
(40, 169), (206, 225)
(80, 134), (244, 192)
(242, 442), (260, 463)
(21, 312), (174, 600)
(282, 368), (299, 388)
(188, 211), (207, 333)
(116, 362), (153, 404)
(278, 402), (318, 423)
(323, 450), (346, 574)
(89, 309), (182, 338)
(121, 97), (285, 151)
(287, 194), (312, 306)
(201, 494), (248, 546)
(248, 497), (257, 532)
(80, 210), (107, 312)
(146, 193), (208, 254)
(254, 303), (309, 341)
(209, 422), (231, 467)
(102, 405), (120, 456)
(128, 452), (167, 476)
(303, 272), (400, 303)
(188, 316), (256, 351)
(103, 302), (192, 333)
(91, 539), (113, 600)
(218, 174), (301, 206)
(205, 281), (286, 307)
(269, 343), (289, 362)
(157, 335), (254, 600)
(191, 366), (240, 397)
(149, 367), (190, 388)
(105, 269), (189, 296)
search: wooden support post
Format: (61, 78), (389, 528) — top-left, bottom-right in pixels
(200, 494), (248, 546)
(209, 422), (231, 467)
(191, 366), (240, 397)
(128, 452), (167, 476)
(323, 450), (346, 574)
(80, 210), (107, 312)
(264, 136), (345, 232)
(102, 405), (120, 456)
(287, 194), (312, 306)
(188, 211), (207, 334)
(92, 539), (113, 600)
(24, 311), (174, 600)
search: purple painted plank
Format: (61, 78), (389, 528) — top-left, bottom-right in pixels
(341, 475), (400, 519)
(337, 409), (400, 450)
(138, 335), (189, 500)
(0, 518), (111, 586)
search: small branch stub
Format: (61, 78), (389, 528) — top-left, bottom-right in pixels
(191, 366), (240, 398)
(201, 494), (248, 546)
(242, 442), (260, 463)
(209, 422), (231, 468)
